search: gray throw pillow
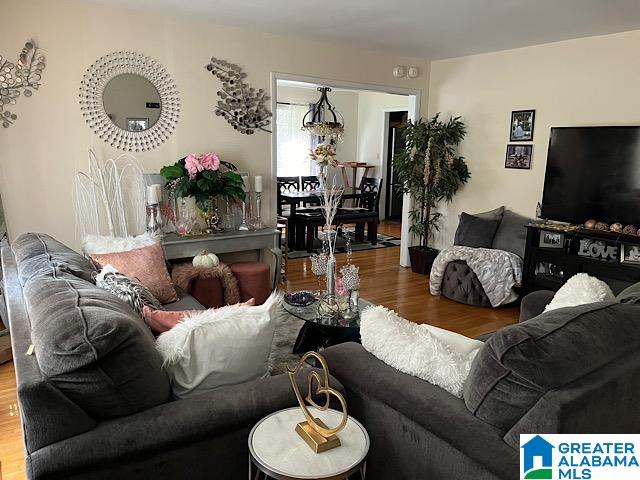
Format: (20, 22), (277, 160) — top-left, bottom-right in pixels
(12, 232), (97, 285)
(463, 301), (640, 432)
(491, 210), (532, 259)
(454, 212), (501, 248)
(24, 269), (171, 419)
(96, 270), (163, 316)
(473, 206), (505, 222)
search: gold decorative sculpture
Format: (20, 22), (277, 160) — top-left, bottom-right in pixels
(287, 351), (348, 453)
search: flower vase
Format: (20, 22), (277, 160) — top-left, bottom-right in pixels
(318, 165), (328, 189)
(176, 197), (196, 236)
(349, 289), (360, 314)
(203, 196), (223, 233)
(318, 254), (341, 321)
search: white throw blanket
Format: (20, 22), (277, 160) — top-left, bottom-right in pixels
(429, 246), (523, 307)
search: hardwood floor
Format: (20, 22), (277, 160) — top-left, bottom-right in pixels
(0, 220), (519, 479)
(0, 359), (21, 480)
(283, 221), (519, 338)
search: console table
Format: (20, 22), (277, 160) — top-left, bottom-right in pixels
(162, 228), (282, 287)
(522, 224), (640, 296)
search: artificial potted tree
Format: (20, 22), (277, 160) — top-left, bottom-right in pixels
(394, 114), (470, 274)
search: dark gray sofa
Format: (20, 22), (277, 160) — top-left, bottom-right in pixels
(323, 284), (640, 480)
(3, 233), (340, 480)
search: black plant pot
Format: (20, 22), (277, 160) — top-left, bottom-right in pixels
(409, 246), (440, 275)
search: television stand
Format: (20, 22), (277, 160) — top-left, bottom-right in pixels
(522, 224), (640, 296)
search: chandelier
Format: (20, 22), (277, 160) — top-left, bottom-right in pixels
(302, 87), (344, 139)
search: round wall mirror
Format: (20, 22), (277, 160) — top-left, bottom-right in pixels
(102, 74), (162, 132)
(79, 51), (180, 152)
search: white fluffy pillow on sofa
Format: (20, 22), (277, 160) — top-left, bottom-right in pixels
(544, 273), (615, 312)
(360, 306), (483, 398)
(82, 232), (159, 254)
(155, 293), (278, 399)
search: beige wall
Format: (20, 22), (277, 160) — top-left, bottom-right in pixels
(427, 29), (640, 251)
(356, 91), (409, 217)
(0, 0), (428, 249)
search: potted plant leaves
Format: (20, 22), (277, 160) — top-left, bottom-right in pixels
(394, 114), (470, 274)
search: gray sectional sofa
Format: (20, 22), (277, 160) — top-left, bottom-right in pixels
(5, 232), (640, 480)
(2, 233), (340, 480)
(323, 284), (640, 480)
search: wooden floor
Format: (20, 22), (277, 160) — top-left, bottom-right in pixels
(283, 221), (519, 338)
(0, 220), (519, 479)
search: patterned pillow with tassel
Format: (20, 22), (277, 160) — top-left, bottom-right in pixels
(95, 264), (163, 316)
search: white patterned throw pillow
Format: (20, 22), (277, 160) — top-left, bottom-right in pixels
(544, 273), (615, 312)
(360, 305), (484, 398)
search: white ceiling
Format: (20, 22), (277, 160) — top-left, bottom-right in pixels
(86, 0), (640, 59)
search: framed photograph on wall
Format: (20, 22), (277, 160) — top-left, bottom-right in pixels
(505, 144), (533, 169)
(510, 109), (535, 141)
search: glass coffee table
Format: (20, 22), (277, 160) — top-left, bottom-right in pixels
(282, 293), (372, 355)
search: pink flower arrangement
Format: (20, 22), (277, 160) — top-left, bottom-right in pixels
(185, 153), (221, 179)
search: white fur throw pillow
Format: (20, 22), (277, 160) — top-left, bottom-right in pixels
(82, 232), (159, 255)
(155, 292), (278, 399)
(544, 273), (615, 312)
(360, 306), (483, 398)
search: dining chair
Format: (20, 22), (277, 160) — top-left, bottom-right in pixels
(276, 176), (300, 216)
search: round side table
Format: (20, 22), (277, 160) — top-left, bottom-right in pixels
(249, 407), (369, 480)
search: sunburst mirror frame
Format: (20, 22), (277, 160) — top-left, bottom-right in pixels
(79, 51), (180, 152)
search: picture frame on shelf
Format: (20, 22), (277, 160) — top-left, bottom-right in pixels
(539, 230), (564, 249)
(621, 244), (640, 264)
(509, 109), (535, 141)
(505, 144), (533, 169)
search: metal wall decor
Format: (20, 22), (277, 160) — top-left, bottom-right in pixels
(0, 40), (46, 128)
(205, 57), (271, 134)
(302, 87), (344, 140)
(79, 52), (180, 152)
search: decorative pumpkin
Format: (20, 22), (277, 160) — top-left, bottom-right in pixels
(610, 222), (623, 233)
(623, 224), (638, 236)
(192, 250), (219, 268)
(584, 219), (597, 229)
(594, 221), (609, 231)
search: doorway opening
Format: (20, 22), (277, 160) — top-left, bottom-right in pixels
(383, 110), (408, 221)
(271, 73), (420, 266)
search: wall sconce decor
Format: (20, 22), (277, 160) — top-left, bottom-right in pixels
(205, 57), (272, 135)
(0, 40), (46, 128)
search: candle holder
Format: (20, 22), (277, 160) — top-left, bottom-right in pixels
(238, 199), (250, 231)
(146, 203), (163, 236)
(250, 191), (266, 229)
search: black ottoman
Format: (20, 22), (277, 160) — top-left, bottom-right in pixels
(441, 260), (492, 307)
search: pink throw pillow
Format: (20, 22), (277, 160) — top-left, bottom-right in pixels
(91, 242), (178, 304)
(143, 298), (256, 335)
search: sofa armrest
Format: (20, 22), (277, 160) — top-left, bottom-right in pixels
(323, 343), (518, 480)
(28, 369), (343, 479)
(519, 290), (555, 322)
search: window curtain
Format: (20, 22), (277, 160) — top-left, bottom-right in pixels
(276, 103), (314, 176)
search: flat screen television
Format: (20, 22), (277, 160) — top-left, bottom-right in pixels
(541, 126), (640, 226)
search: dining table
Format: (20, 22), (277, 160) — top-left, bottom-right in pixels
(280, 189), (361, 250)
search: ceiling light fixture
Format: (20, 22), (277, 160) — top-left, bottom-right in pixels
(302, 86), (344, 139)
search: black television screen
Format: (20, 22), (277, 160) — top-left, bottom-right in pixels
(541, 126), (640, 225)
